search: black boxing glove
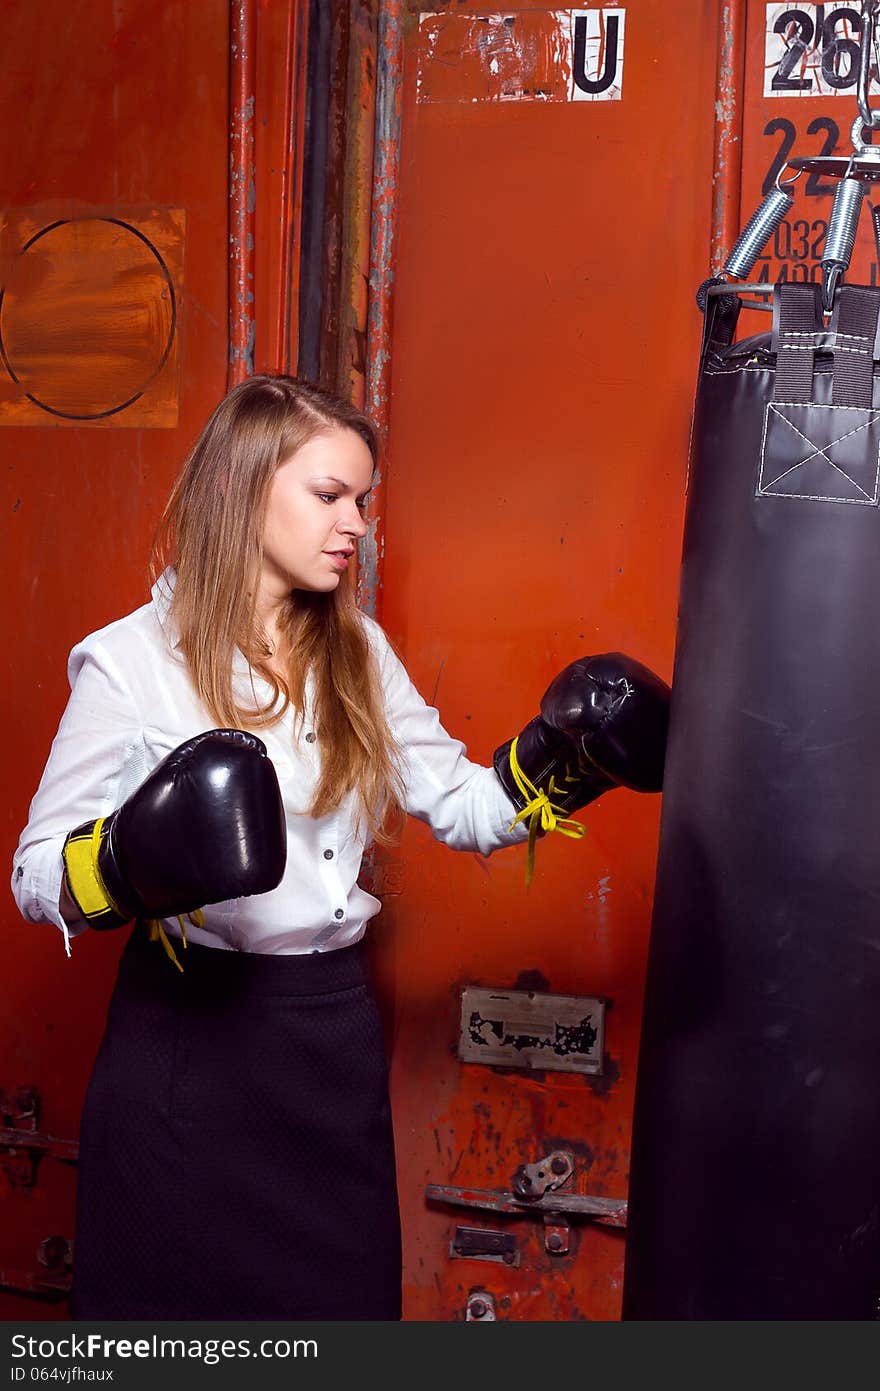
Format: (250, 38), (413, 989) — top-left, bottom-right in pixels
(493, 653), (670, 882)
(61, 728), (287, 933)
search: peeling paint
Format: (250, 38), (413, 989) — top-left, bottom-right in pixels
(417, 9), (625, 104)
(227, 0), (256, 386)
(710, 0), (747, 271)
(359, 0), (405, 621)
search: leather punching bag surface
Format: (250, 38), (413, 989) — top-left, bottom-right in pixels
(623, 282), (880, 1320)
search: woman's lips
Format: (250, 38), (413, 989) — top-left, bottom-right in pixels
(325, 551), (351, 570)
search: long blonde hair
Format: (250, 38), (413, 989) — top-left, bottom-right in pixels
(151, 374), (405, 846)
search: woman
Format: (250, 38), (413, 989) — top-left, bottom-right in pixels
(12, 374), (669, 1320)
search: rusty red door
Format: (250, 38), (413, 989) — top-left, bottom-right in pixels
(368, 0), (722, 1321)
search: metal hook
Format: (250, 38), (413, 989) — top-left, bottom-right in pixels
(858, 0), (880, 130)
(775, 165), (804, 193)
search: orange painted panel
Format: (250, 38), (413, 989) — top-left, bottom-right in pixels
(0, 209), (184, 427)
(376, 0), (723, 1321)
(0, 0), (229, 1319)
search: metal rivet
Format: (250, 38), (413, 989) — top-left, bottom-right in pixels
(548, 1233), (564, 1252)
(323, 849), (334, 860)
(334, 909), (344, 919)
(305, 731), (316, 743)
(470, 1299), (487, 1318)
(550, 1156), (568, 1175)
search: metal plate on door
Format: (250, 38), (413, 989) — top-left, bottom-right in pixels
(451, 1225), (519, 1266)
(458, 987), (605, 1075)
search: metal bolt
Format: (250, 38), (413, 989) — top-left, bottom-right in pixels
(548, 1233), (564, 1252)
(550, 1156), (568, 1175)
(470, 1299), (488, 1318)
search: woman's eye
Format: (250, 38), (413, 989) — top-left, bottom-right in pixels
(356, 498), (370, 511)
(317, 493), (338, 505)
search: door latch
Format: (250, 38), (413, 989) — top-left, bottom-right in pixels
(0, 1086), (79, 1189)
(427, 1149), (627, 1229)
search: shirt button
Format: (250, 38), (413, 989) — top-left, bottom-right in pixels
(305, 731), (316, 743)
(323, 849), (334, 860)
(334, 908), (344, 919)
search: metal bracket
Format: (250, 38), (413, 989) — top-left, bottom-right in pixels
(511, 1149), (574, 1199)
(543, 1213), (571, 1255)
(0, 1236), (73, 1303)
(0, 1087), (79, 1189)
(450, 1225), (519, 1266)
(465, 1289), (497, 1321)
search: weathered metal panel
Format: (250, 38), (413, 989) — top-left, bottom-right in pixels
(0, 0), (230, 1321)
(370, 0), (723, 1321)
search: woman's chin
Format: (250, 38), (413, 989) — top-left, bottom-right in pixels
(291, 574), (342, 594)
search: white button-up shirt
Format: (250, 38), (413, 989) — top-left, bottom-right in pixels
(12, 569), (528, 956)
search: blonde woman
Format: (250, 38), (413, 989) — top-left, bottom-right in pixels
(12, 375), (670, 1320)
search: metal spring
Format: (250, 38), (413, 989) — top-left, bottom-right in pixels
(823, 177), (867, 269)
(723, 187), (794, 279)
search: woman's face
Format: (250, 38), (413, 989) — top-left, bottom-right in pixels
(259, 425), (373, 600)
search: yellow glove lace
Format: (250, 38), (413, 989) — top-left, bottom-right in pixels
(505, 735), (586, 887)
(147, 909), (205, 973)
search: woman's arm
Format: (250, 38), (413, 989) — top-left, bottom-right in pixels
(363, 616), (531, 856)
(12, 636), (141, 954)
(59, 873), (89, 932)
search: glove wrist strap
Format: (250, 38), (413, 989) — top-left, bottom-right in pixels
(62, 818), (131, 931)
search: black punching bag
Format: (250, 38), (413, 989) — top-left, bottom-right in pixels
(622, 281), (880, 1320)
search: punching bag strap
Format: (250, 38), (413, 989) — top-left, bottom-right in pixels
(771, 283), (824, 404)
(830, 285), (880, 408)
(699, 284), (741, 360)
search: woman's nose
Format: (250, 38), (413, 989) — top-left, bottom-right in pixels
(338, 506), (368, 538)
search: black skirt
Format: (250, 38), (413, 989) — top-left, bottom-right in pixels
(69, 922), (402, 1321)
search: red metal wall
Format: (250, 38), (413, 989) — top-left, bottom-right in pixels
(0, 0), (230, 1317)
(373, 0), (721, 1321)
